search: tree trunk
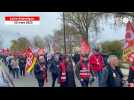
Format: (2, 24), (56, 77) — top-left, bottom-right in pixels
(69, 35), (72, 56)
(82, 33), (88, 43)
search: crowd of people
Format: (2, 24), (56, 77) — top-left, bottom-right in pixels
(32, 48), (130, 87)
(0, 47), (134, 87)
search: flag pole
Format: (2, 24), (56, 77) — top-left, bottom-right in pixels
(63, 12), (66, 54)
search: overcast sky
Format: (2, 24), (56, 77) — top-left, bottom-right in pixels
(0, 12), (126, 48)
(0, 12), (62, 48)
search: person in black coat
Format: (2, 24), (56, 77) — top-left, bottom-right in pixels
(49, 55), (60, 87)
(128, 60), (134, 87)
(73, 52), (80, 65)
(18, 56), (26, 77)
(34, 55), (47, 87)
(65, 55), (76, 87)
(101, 55), (124, 87)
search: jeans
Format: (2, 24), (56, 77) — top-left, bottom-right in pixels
(37, 79), (45, 87)
(12, 68), (19, 79)
(52, 73), (58, 87)
(96, 71), (103, 87)
(20, 67), (25, 76)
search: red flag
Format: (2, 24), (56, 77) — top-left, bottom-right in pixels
(80, 37), (90, 61)
(124, 21), (134, 48)
(80, 37), (90, 55)
(123, 21), (134, 62)
(25, 48), (37, 73)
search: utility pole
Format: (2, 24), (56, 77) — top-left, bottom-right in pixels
(63, 12), (66, 54)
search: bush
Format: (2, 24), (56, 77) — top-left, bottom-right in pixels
(101, 40), (123, 58)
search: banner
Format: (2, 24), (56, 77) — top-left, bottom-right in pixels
(122, 21), (134, 62)
(25, 48), (37, 73)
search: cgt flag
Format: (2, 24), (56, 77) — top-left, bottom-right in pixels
(80, 37), (91, 60)
(122, 21), (134, 62)
(25, 48), (37, 73)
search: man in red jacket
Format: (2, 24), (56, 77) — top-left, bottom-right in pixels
(89, 48), (104, 87)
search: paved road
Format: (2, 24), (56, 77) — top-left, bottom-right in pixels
(2, 61), (129, 87)
(14, 68), (129, 87)
(14, 71), (82, 87)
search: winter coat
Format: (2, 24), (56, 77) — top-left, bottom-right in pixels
(89, 53), (104, 73)
(49, 58), (60, 76)
(66, 63), (76, 87)
(101, 65), (124, 87)
(18, 57), (26, 68)
(128, 66), (134, 83)
(73, 53), (80, 64)
(75, 61), (92, 81)
(34, 63), (47, 82)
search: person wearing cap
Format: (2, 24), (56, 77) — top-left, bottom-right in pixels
(75, 53), (93, 87)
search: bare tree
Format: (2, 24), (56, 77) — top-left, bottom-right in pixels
(44, 34), (54, 52)
(53, 24), (81, 54)
(33, 35), (45, 48)
(62, 12), (105, 41)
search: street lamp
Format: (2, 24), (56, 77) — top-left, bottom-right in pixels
(63, 12), (66, 54)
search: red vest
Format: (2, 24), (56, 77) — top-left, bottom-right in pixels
(59, 61), (66, 83)
(80, 61), (90, 79)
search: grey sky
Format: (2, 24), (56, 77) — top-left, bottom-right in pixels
(0, 12), (126, 48)
(0, 12), (62, 48)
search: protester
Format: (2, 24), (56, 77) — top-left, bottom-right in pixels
(102, 53), (109, 66)
(101, 55), (124, 87)
(11, 58), (20, 79)
(49, 54), (60, 87)
(18, 55), (26, 77)
(73, 52), (80, 65)
(34, 55), (48, 87)
(65, 55), (76, 87)
(128, 60), (134, 87)
(0, 60), (15, 87)
(76, 54), (93, 87)
(45, 53), (48, 69)
(59, 55), (67, 87)
(89, 48), (105, 86)
(7, 56), (13, 74)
